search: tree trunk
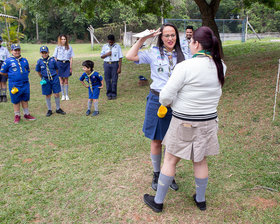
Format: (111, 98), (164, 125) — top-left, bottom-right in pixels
(3, 5), (11, 45)
(17, 8), (21, 41)
(194, 0), (224, 57)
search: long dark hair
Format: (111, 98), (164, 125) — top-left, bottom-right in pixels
(157, 23), (185, 64)
(58, 34), (69, 50)
(192, 26), (224, 86)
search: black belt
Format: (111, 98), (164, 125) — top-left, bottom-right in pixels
(105, 61), (118, 64)
(150, 89), (159, 96)
(57, 60), (70, 63)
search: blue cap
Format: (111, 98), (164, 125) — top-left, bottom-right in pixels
(11, 44), (21, 50)
(0, 36), (2, 41)
(40, 46), (49, 52)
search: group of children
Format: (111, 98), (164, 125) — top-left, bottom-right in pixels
(0, 43), (103, 124)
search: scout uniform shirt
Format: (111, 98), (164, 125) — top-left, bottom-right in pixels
(79, 71), (103, 88)
(53, 45), (74, 61)
(136, 46), (177, 92)
(180, 38), (192, 59)
(35, 56), (58, 79)
(101, 43), (123, 62)
(0, 46), (10, 62)
(0, 56), (30, 86)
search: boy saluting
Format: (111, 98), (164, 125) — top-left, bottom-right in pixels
(0, 44), (36, 124)
(36, 46), (66, 117)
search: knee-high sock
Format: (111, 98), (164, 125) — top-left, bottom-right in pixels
(154, 173), (174, 204)
(65, 84), (69, 96)
(46, 97), (51, 110)
(55, 97), (60, 110)
(94, 101), (98, 111)
(151, 153), (162, 173)
(88, 101), (93, 110)
(195, 177), (208, 202)
(61, 84), (65, 96)
(2, 88), (7, 96)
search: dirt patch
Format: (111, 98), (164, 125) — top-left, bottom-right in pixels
(251, 196), (278, 210)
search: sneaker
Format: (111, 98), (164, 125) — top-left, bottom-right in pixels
(0, 96), (2, 102)
(193, 194), (206, 211)
(151, 172), (160, 191)
(86, 110), (91, 116)
(143, 194), (163, 213)
(111, 96), (117, 100)
(46, 110), (53, 117)
(14, 115), (21, 124)
(91, 111), (99, 116)
(65, 95), (70, 100)
(56, 108), (66, 115)
(2, 95), (7, 102)
(107, 96), (112, 100)
(24, 114), (36, 121)
(169, 179), (179, 191)
(61, 95), (66, 101)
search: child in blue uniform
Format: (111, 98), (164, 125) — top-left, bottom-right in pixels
(35, 46), (66, 117)
(0, 44), (36, 124)
(0, 36), (10, 102)
(79, 60), (103, 116)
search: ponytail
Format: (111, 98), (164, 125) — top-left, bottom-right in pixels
(211, 35), (224, 87)
(193, 26), (225, 87)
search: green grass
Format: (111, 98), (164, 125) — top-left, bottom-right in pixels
(0, 41), (280, 223)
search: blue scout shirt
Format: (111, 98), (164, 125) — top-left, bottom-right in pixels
(53, 45), (74, 61)
(0, 56), (30, 85)
(79, 71), (103, 87)
(0, 46), (10, 61)
(180, 38), (192, 59)
(101, 43), (123, 62)
(35, 56), (58, 78)
(136, 46), (177, 92)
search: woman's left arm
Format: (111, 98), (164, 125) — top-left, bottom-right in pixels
(70, 57), (73, 73)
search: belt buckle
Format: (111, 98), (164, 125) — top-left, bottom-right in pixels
(108, 62), (112, 64)
(63, 60), (66, 63)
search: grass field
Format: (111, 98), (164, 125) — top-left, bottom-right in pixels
(0, 40), (280, 223)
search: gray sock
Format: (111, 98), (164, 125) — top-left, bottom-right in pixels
(88, 101), (93, 110)
(23, 108), (29, 115)
(46, 97), (51, 110)
(195, 177), (208, 202)
(154, 173), (174, 204)
(55, 97), (60, 110)
(94, 101), (98, 111)
(151, 153), (162, 172)
(3, 88), (7, 96)
(65, 84), (69, 96)
(15, 111), (20, 116)
(61, 85), (65, 96)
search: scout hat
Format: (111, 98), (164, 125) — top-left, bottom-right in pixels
(40, 46), (49, 52)
(11, 44), (21, 50)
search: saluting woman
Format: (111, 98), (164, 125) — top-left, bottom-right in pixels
(53, 35), (74, 101)
(126, 23), (185, 192)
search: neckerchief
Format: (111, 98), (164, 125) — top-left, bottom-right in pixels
(86, 71), (96, 92)
(12, 56), (23, 73)
(108, 44), (115, 61)
(41, 56), (53, 80)
(192, 50), (212, 59)
(163, 48), (176, 77)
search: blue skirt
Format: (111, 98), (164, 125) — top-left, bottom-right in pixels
(57, 61), (71, 78)
(142, 91), (172, 140)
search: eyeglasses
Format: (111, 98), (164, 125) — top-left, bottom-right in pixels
(162, 34), (176, 39)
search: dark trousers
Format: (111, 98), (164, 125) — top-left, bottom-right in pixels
(103, 62), (119, 97)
